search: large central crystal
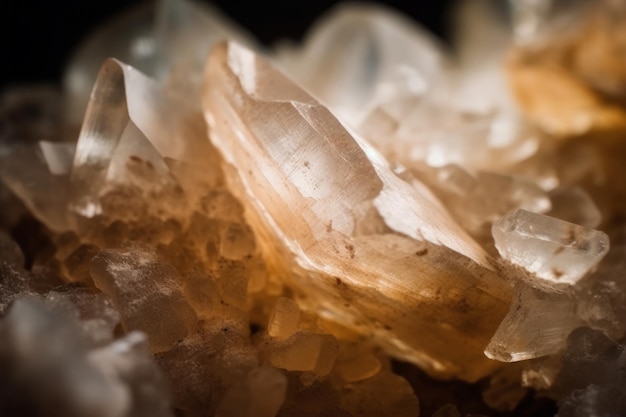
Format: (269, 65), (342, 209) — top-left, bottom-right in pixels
(203, 41), (512, 380)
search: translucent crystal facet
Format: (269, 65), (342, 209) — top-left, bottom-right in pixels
(276, 3), (445, 127)
(485, 284), (584, 362)
(493, 209), (609, 286)
(203, 41), (512, 381)
(71, 58), (218, 219)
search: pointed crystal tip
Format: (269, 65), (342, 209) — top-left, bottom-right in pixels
(493, 209), (609, 286)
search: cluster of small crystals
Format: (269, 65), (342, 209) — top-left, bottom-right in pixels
(1, 0), (626, 416)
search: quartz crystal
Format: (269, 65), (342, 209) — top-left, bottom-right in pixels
(203, 40), (512, 381)
(3, 0), (626, 416)
(493, 209), (609, 287)
(275, 3), (445, 127)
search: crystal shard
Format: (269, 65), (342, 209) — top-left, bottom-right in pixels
(267, 297), (300, 339)
(265, 330), (340, 376)
(492, 209), (609, 286)
(203, 41), (512, 381)
(409, 164), (551, 245)
(0, 141), (74, 231)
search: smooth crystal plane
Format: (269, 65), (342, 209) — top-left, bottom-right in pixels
(1, 0), (626, 416)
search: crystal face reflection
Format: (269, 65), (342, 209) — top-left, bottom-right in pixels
(2, 0), (626, 416)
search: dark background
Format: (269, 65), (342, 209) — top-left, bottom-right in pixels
(0, 1), (452, 91)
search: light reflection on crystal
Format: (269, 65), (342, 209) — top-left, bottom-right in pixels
(493, 209), (609, 286)
(2, 0), (626, 416)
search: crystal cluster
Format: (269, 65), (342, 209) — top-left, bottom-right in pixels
(1, 0), (626, 416)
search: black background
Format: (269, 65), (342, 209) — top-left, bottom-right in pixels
(1, 1), (452, 91)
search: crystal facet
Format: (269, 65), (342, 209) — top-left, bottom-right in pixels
(493, 209), (609, 286)
(203, 41), (511, 381)
(3, 1), (626, 416)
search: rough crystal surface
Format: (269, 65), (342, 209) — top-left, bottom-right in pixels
(485, 284), (584, 362)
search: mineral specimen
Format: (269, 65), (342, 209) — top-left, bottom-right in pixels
(492, 209), (609, 287)
(203, 40), (511, 381)
(2, 0), (626, 416)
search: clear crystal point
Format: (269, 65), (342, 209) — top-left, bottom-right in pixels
(71, 58), (218, 218)
(493, 209), (609, 286)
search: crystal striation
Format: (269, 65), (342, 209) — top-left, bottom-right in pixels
(203, 40), (511, 381)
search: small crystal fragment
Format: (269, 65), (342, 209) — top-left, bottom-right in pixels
(410, 165), (551, 244)
(71, 58), (218, 218)
(267, 297), (300, 339)
(0, 142), (73, 231)
(266, 330), (340, 376)
(493, 209), (609, 286)
(485, 284), (584, 362)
